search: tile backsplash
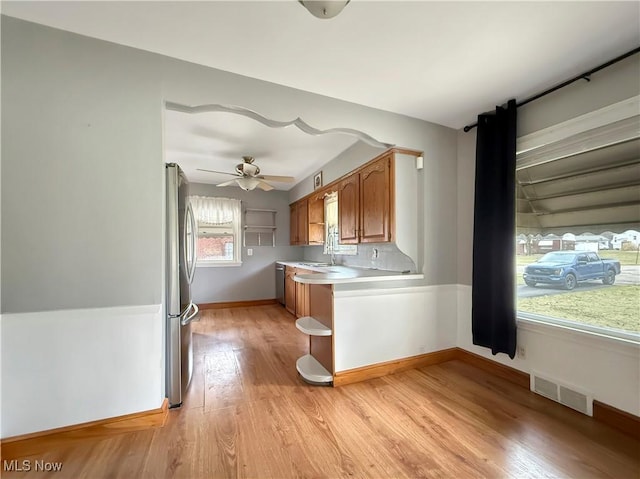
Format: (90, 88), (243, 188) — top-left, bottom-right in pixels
(303, 243), (417, 272)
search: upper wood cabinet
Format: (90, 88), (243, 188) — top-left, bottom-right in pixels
(289, 203), (298, 245)
(338, 153), (393, 244)
(297, 199), (308, 245)
(308, 191), (325, 245)
(289, 200), (308, 245)
(337, 174), (360, 244)
(359, 154), (393, 243)
(291, 148), (412, 247)
(290, 193), (325, 246)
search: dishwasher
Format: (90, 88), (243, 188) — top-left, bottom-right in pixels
(275, 263), (285, 306)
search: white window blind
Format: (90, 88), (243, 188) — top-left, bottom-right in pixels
(190, 196), (240, 226)
(190, 196), (242, 266)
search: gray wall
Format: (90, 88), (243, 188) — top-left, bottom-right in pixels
(288, 141), (386, 202)
(2, 16), (164, 313)
(2, 15), (459, 315)
(188, 183), (302, 304)
(456, 54), (640, 286)
(518, 55), (640, 136)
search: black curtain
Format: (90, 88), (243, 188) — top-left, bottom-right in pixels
(472, 99), (517, 359)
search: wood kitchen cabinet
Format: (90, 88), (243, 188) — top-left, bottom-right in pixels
(338, 153), (393, 244)
(291, 149), (416, 248)
(295, 278), (308, 318)
(285, 266), (296, 315)
(295, 267), (315, 318)
(297, 199), (308, 245)
(337, 174), (360, 244)
(295, 282), (334, 385)
(289, 204), (298, 246)
(285, 266), (314, 317)
(289, 200), (309, 245)
(359, 154), (392, 243)
(307, 191), (325, 245)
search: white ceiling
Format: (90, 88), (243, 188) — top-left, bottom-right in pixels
(4, 1), (639, 189)
(164, 108), (364, 188)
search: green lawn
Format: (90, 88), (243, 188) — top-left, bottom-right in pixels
(516, 254), (543, 266)
(598, 250), (640, 265)
(517, 285), (640, 333)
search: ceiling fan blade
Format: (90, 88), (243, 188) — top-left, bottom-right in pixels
(197, 168), (241, 177)
(216, 179), (237, 187)
(258, 175), (295, 183)
(256, 180), (274, 191)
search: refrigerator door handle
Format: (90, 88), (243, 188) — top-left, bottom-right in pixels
(188, 202), (197, 285)
(168, 301), (191, 320)
(180, 302), (199, 326)
(184, 201), (197, 286)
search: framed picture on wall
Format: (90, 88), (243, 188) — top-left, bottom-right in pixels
(313, 172), (323, 190)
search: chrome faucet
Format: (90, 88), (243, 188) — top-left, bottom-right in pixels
(328, 226), (337, 265)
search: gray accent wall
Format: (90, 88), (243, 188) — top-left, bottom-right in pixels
(2, 15), (459, 314)
(518, 55), (640, 137)
(2, 17), (164, 313)
(188, 183), (302, 304)
(288, 141), (386, 202)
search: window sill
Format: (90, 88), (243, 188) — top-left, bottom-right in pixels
(517, 311), (640, 349)
(196, 261), (242, 268)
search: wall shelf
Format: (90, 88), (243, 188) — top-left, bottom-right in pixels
(296, 354), (333, 384)
(295, 316), (332, 336)
(244, 209), (277, 247)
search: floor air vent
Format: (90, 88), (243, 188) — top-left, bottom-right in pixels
(531, 372), (593, 416)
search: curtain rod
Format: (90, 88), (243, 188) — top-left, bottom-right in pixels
(463, 46), (640, 133)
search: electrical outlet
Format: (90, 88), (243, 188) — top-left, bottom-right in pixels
(517, 345), (526, 359)
(247, 248), (253, 256)
(372, 248), (379, 259)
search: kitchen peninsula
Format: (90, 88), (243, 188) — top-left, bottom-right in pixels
(281, 261), (439, 386)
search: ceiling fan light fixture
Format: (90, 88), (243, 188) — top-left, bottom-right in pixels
(299, 0), (350, 19)
(235, 177), (260, 191)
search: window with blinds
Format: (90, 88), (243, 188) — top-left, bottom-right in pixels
(515, 97), (639, 338)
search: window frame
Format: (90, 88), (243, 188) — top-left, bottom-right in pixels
(515, 96), (640, 345)
(323, 192), (357, 256)
(191, 197), (243, 268)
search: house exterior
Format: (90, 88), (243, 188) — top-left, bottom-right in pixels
(612, 230), (640, 250)
(516, 233), (575, 255)
(1, 13), (638, 441)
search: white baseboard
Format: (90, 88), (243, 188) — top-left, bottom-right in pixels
(455, 284), (640, 416)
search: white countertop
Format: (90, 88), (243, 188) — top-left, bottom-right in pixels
(278, 261), (423, 285)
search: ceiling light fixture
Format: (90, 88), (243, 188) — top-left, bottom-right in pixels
(299, 1), (350, 19)
(235, 177), (260, 191)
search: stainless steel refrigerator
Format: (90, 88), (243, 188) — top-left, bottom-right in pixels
(166, 163), (199, 408)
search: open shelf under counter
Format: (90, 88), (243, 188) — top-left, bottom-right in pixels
(295, 316), (332, 336)
(296, 354), (333, 384)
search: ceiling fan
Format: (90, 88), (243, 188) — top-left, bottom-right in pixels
(197, 156), (295, 191)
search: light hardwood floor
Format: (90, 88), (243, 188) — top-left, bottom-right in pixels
(4, 305), (639, 478)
